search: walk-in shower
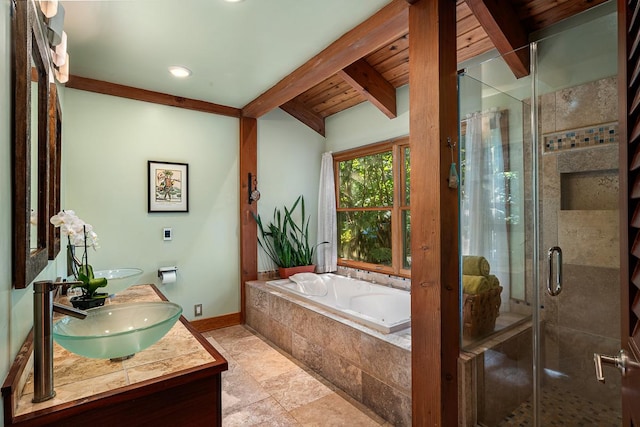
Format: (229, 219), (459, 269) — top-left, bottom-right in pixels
(458, 2), (622, 425)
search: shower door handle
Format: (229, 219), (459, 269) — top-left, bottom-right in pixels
(547, 246), (562, 296)
(593, 350), (640, 383)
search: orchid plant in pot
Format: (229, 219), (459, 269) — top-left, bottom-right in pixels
(50, 210), (108, 309)
(253, 195), (327, 279)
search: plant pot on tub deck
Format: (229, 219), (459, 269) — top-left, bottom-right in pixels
(253, 195), (327, 280)
(278, 264), (316, 280)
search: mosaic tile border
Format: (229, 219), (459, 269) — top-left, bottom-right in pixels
(543, 122), (618, 153)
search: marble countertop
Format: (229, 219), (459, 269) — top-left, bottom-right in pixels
(9, 285), (223, 418)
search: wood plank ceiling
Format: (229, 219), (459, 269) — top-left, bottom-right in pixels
(246, 0), (610, 136)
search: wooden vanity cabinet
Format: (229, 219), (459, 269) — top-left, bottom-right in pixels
(2, 285), (228, 426)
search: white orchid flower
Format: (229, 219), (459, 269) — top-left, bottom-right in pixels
(50, 210), (80, 227)
(84, 229), (98, 248)
(70, 234), (85, 247)
(49, 213), (63, 226)
(49, 210), (100, 249)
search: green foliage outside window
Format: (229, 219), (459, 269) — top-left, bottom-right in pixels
(338, 210), (392, 265)
(404, 147), (410, 205)
(339, 152), (393, 208)
(336, 140), (410, 274)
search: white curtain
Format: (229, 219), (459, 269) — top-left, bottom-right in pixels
(461, 109), (510, 304)
(317, 152), (337, 273)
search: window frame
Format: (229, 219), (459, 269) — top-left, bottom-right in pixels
(333, 136), (410, 278)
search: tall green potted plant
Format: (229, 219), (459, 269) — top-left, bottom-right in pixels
(254, 195), (326, 279)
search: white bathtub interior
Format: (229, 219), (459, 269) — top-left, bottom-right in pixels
(267, 273), (411, 334)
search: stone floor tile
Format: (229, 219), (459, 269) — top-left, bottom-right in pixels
(221, 362), (271, 416)
(289, 393), (382, 426)
(260, 368), (333, 411)
(205, 336), (233, 361)
(223, 397), (300, 427)
(209, 325), (385, 426)
(240, 348), (300, 383)
(205, 324), (256, 347)
(224, 335), (277, 361)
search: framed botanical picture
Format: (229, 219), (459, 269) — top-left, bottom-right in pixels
(148, 161), (189, 212)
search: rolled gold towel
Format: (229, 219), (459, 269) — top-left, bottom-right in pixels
(487, 274), (500, 289)
(462, 255), (490, 276)
(462, 275), (491, 295)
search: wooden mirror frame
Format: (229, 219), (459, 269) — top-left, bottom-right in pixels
(48, 83), (61, 260)
(13, 0), (51, 288)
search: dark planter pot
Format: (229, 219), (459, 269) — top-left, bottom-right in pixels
(70, 293), (109, 310)
(278, 265), (316, 279)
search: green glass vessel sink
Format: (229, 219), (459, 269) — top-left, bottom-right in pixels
(53, 302), (183, 360)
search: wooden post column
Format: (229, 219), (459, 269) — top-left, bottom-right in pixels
(409, 0), (459, 425)
(239, 116), (258, 323)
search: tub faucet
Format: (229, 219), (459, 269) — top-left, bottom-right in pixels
(32, 280), (88, 403)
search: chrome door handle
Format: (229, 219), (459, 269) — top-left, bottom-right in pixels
(593, 349), (640, 383)
(547, 246), (562, 296)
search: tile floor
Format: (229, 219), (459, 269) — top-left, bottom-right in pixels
(203, 325), (391, 426)
(203, 325), (623, 426)
(497, 384), (622, 426)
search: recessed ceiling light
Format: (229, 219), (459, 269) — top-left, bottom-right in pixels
(223, 0), (244, 3)
(168, 66), (192, 78)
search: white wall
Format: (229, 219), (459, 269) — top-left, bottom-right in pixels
(256, 108), (326, 272)
(325, 85), (409, 153)
(62, 89), (240, 320)
(1, 6), (17, 423)
(1, 4), (66, 425)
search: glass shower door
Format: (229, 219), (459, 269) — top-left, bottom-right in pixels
(459, 48), (535, 426)
(532, 7), (622, 425)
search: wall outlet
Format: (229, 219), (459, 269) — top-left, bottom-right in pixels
(194, 304), (203, 317)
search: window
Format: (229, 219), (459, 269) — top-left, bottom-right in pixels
(334, 137), (410, 277)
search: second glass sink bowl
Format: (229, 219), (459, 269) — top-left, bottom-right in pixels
(53, 301), (183, 360)
(67, 268), (143, 295)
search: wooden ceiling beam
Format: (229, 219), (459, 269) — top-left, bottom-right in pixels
(280, 98), (326, 136)
(66, 75), (241, 117)
(242, 0), (409, 118)
(464, 0), (530, 78)
(337, 59), (397, 119)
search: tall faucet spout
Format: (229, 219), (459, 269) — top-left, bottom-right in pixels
(53, 303), (87, 319)
(32, 280), (87, 403)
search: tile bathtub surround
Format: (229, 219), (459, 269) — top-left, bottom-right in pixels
(5, 285), (224, 420)
(245, 280), (412, 427)
(203, 325), (389, 426)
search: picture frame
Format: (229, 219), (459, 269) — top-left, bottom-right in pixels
(148, 160), (189, 212)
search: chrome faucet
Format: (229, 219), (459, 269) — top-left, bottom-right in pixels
(32, 279), (87, 403)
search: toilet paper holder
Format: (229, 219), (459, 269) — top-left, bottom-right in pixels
(158, 266), (178, 278)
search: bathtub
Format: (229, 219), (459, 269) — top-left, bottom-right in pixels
(266, 273), (410, 334)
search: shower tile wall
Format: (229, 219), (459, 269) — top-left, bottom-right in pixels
(540, 77), (618, 134)
(539, 75), (621, 409)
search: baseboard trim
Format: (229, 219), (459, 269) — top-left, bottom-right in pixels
(190, 312), (242, 332)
